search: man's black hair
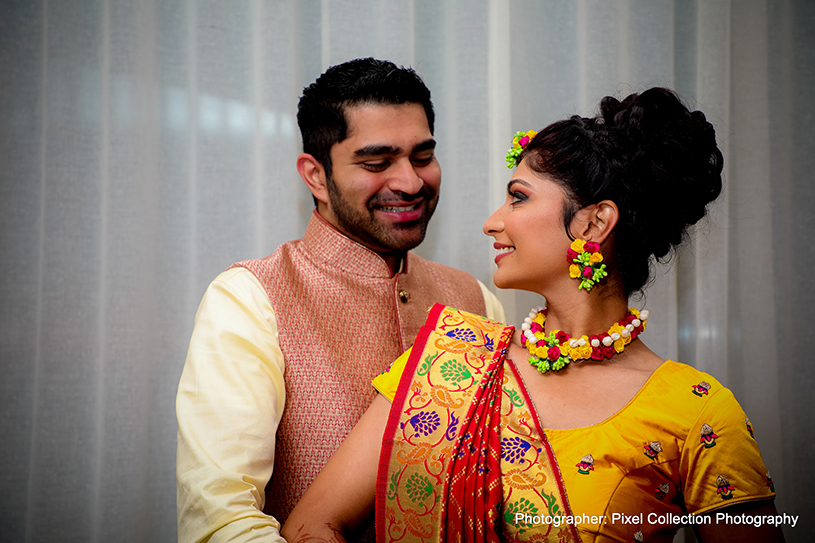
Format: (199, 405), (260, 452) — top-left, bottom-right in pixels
(297, 58), (435, 179)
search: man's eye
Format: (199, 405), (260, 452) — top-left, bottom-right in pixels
(362, 161), (389, 171)
(411, 155), (434, 166)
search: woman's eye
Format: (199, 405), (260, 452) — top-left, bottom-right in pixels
(510, 191), (527, 205)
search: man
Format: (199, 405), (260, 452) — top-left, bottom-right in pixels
(176, 58), (504, 542)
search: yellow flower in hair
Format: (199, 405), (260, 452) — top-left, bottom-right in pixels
(569, 264), (581, 278)
(570, 239), (586, 252)
(590, 252), (603, 264)
(506, 130), (539, 168)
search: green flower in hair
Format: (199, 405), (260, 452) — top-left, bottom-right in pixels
(505, 130), (538, 168)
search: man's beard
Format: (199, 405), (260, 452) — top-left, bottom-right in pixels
(325, 175), (438, 252)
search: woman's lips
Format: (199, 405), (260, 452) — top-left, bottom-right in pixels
(494, 244), (515, 264)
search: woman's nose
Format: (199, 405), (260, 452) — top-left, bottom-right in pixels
(483, 204), (505, 236)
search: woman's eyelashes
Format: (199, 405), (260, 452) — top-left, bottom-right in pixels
(510, 190), (528, 205)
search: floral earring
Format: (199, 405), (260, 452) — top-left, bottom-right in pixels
(568, 239), (607, 291)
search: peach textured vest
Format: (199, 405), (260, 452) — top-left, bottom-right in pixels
(232, 212), (487, 530)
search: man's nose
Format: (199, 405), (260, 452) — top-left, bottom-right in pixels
(386, 159), (424, 195)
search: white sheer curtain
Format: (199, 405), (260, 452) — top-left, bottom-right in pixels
(1, 1), (812, 541)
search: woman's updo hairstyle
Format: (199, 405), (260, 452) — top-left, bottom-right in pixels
(521, 87), (723, 297)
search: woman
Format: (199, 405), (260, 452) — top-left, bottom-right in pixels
(281, 88), (783, 542)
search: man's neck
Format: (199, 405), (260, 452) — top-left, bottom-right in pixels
(312, 209), (408, 276)
(380, 252), (406, 277)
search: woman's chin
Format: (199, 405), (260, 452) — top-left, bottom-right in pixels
(492, 272), (548, 296)
(491, 271), (516, 291)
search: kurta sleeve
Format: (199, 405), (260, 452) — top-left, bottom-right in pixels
(679, 385), (776, 515)
(176, 268), (287, 543)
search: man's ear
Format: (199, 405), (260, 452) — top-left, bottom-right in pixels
(297, 153), (330, 206)
(571, 200), (619, 244)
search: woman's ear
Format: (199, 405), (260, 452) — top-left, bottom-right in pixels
(572, 200), (619, 244)
(297, 153), (330, 206)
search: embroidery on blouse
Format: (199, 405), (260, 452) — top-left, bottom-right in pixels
(576, 454), (594, 475)
(643, 441), (662, 460)
(700, 424), (718, 448)
(691, 381), (711, 396)
(716, 474), (735, 500)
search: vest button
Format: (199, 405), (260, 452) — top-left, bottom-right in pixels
(398, 289), (409, 303)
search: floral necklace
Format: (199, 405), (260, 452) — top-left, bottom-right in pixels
(520, 306), (649, 373)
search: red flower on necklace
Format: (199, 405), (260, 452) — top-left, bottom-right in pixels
(520, 307), (649, 374)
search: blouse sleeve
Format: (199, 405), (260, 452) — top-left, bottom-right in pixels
(371, 347), (412, 402)
(680, 385), (776, 515)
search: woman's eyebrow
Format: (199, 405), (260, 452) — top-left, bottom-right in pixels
(507, 179), (533, 191)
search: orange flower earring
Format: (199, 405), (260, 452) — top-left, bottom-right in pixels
(568, 239), (607, 291)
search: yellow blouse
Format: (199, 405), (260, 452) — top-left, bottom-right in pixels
(374, 355), (775, 542)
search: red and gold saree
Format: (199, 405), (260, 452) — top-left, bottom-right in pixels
(376, 305), (581, 542)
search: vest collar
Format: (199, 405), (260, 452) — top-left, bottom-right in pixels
(303, 211), (408, 278)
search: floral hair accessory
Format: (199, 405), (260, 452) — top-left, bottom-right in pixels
(568, 239), (608, 291)
(520, 306), (649, 373)
(505, 130), (538, 169)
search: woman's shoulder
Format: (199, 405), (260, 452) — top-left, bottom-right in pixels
(648, 360), (728, 399)
(636, 360), (750, 436)
(651, 362), (774, 513)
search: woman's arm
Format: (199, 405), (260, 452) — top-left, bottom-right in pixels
(694, 500), (786, 543)
(281, 394), (391, 543)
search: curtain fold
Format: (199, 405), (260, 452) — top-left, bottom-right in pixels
(1, 1), (812, 541)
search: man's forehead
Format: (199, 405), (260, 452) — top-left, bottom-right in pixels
(343, 102), (430, 139)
